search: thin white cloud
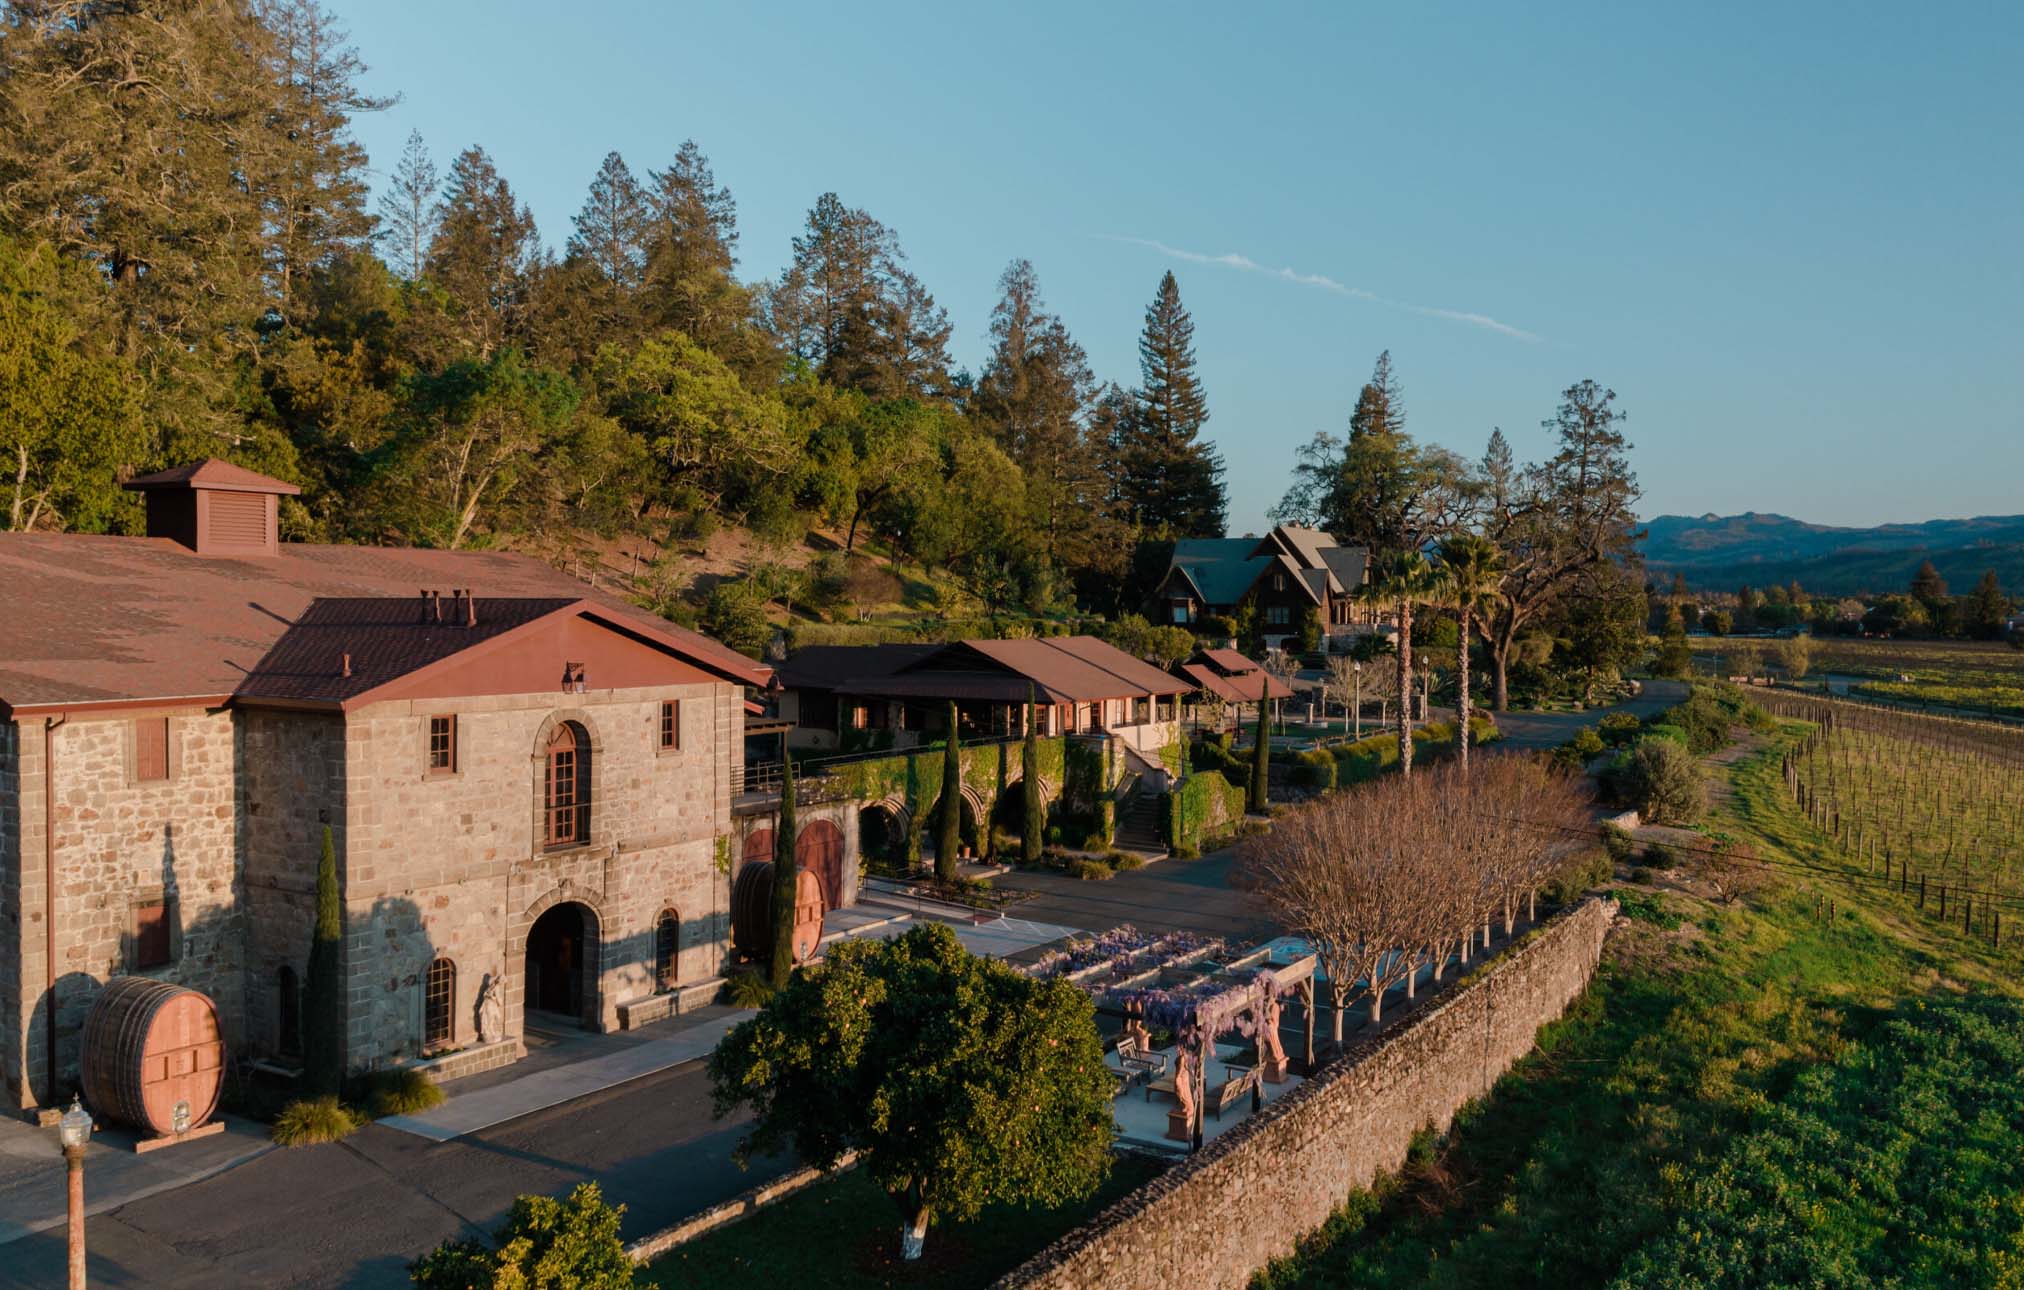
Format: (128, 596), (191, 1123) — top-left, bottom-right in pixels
(1105, 235), (1540, 343)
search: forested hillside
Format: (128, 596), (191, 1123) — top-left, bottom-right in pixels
(0, 1), (1229, 634)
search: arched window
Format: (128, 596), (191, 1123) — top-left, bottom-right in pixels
(655, 908), (680, 991)
(424, 957), (456, 1048)
(544, 722), (590, 847)
(277, 965), (300, 1057)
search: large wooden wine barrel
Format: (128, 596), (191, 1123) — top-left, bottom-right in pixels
(730, 862), (826, 964)
(81, 977), (224, 1138)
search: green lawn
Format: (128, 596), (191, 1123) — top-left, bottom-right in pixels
(1253, 721), (2024, 1289)
(648, 1155), (1163, 1289)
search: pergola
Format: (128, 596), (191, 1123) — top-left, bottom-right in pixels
(1035, 929), (1319, 1151)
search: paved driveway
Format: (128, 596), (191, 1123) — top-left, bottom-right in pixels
(991, 850), (1276, 945)
(0, 1060), (791, 1290)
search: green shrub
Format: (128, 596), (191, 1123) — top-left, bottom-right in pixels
(1067, 857), (1113, 881)
(1643, 839), (1683, 869)
(411, 1183), (646, 1289)
(1170, 843), (1201, 861)
(365, 1068), (443, 1118)
(1111, 853), (1145, 871)
(1640, 723), (1690, 747)
(1598, 711), (1643, 746)
(1291, 747), (1337, 790)
(1600, 822), (1638, 863)
(1609, 888), (1684, 930)
(1620, 739), (1707, 826)
(726, 972), (777, 1009)
(1541, 848), (1614, 904)
(272, 1095), (357, 1147)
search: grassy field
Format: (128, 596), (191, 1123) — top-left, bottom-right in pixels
(1691, 636), (2024, 719)
(1251, 712), (2024, 1288)
(648, 1155), (1163, 1289)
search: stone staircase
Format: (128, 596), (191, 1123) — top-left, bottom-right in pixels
(1113, 784), (1167, 858)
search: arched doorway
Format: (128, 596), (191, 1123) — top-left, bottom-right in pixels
(524, 901), (599, 1026)
(797, 819), (845, 908)
(858, 804), (903, 870)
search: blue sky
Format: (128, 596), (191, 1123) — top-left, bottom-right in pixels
(337, 0), (2022, 533)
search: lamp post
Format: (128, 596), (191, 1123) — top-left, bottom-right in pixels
(1353, 662), (1362, 741)
(58, 1096), (91, 1290)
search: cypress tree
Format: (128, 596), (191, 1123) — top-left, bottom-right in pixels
(1022, 686), (1044, 864)
(1250, 676), (1271, 814)
(936, 702), (962, 881)
(304, 825), (343, 1094)
(769, 754), (799, 988)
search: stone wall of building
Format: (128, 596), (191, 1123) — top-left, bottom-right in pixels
(338, 681), (736, 1067)
(994, 897), (1617, 1290)
(237, 707), (347, 1064)
(2, 707), (246, 1112)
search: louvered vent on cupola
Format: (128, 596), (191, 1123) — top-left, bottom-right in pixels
(122, 459), (301, 557)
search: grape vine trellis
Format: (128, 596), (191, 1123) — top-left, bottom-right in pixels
(1762, 690), (2024, 945)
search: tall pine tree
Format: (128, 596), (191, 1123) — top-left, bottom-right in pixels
(426, 146), (537, 359)
(1117, 272), (1225, 537)
(376, 131), (440, 282)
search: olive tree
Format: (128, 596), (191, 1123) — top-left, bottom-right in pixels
(709, 923), (1113, 1261)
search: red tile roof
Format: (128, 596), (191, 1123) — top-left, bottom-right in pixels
(1180, 662), (1293, 703)
(777, 635), (1189, 705)
(1201, 648), (1260, 674)
(0, 534), (768, 712)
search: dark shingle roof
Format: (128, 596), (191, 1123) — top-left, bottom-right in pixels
(0, 534), (767, 711)
(779, 636), (1189, 705)
(235, 597), (580, 705)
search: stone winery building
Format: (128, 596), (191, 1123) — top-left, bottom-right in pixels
(0, 461), (772, 1115)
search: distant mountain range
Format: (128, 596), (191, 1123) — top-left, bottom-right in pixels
(1639, 512), (2024, 597)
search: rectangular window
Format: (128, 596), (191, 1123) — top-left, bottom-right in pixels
(135, 717), (169, 782)
(659, 700), (681, 751)
(427, 715), (457, 773)
(133, 900), (171, 970)
(1267, 606), (1291, 626)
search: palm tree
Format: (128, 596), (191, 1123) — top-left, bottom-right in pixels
(1357, 550), (1447, 775)
(1436, 533), (1505, 775)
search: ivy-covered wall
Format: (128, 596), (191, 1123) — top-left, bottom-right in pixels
(1162, 770), (1247, 852)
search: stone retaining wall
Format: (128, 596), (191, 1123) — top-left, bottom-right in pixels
(995, 895), (1617, 1290)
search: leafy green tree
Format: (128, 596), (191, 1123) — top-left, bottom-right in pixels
(1909, 559), (1949, 617)
(1115, 272), (1225, 537)
(410, 1183), (648, 1289)
(936, 702), (962, 880)
(1965, 569), (2010, 640)
(768, 193), (952, 400)
(709, 923), (1113, 1261)
(769, 754), (799, 989)
(1474, 381), (1642, 710)
(255, 0), (391, 324)
(0, 239), (144, 532)
(427, 146), (537, 359)
(375, 350), (579, 547)
(631, 141), (775, 382)
(304, 825), (343, 1095)
(1250, 672), (1272, 812)
(1022, 687), (1044, 863)
(376, 130), (439, 281)
(1437, 533), (1504, 772)
(594, 331), (792, 507)
(974, 259), (1116, 571)
(701, 579), (772, 658)
(1654, 604), (1693, 678)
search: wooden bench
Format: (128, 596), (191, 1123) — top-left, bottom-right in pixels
(1117, 1038), (1167, 1079)
(1208, 1065), (1260, 1121)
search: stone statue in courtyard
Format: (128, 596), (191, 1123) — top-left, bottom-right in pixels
(474, 971), (503, 1045)
(1257, 990), (1289, 1082)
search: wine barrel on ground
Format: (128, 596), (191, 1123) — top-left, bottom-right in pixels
(81, 977), (224, 1138)
(729, 861), (827, 963)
